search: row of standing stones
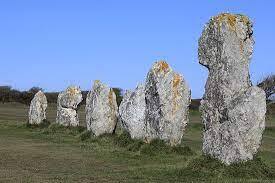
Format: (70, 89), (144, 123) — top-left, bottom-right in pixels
(28, 13), (266, 165)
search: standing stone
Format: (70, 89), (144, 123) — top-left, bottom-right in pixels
(86, 80), (118, 136)
(119, 84), (146, 139)
(56, 86), (83, 127)
(145, 61), (191, 146)
(28, 91), (47, 125)
(199, 13), (266, 165)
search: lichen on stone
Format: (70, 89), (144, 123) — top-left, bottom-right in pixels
(153, 60), (170, 74)
(145, 61), (191, 146)
(199, 13), (266, 165)
(28, 91), (47, 125)
(86, 80), (118, 136)
(172, 73), (182, 114)
(213, 13), (251, 34)
(56, 86), (82, 127)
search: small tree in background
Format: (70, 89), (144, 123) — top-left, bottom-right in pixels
(112, 88), (123, 106)
(22, 86), (43, 105)
(257, 74), (275, 101)
(257, 74), (275, 119)
(28, 87), (43, 94)
(0, 86), (12, 103)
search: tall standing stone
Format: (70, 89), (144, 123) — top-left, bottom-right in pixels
(199, 13), (266, 165)
(119, 84), (146, 139)
(56, 86), (83, 127)
(86, 80), (118, 136)
(28, 91), (47, 125)
(145, 61), (191, 146)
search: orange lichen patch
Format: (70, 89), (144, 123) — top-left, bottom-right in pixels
(173, 73), (182, 88)
(172, 73), (182, 114)
(214, 13), (250, 33)
(108, 90), (114, 106)
(154, 61), (170, 74)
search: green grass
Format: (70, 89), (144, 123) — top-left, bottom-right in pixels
(0, 103), (274, 182)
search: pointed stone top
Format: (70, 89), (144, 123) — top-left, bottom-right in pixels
(151, 60), (172, 75)
(92, 80), (110, 89)
(34, 90), (46, 97)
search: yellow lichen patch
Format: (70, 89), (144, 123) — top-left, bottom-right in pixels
(215, 13), (237, 32)
(94, 80), (101, 84)
(154, 61), (170, 74)
(67, 87), (78, 96)
(239, 15), (250, 26)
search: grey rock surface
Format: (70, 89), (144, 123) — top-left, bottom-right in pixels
(199, 13), (266, 165)
(56, 86), (82, 127)
(28, 91), (47, 124)
(145, 61), (191, 146)
(86, 80), (118, 136)
(119, 84), (146, 139)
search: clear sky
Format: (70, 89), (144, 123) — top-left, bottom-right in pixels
(0, 1), (274, 98)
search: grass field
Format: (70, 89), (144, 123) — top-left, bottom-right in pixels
(0, 103), (274, 182)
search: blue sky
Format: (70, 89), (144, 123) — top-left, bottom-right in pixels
(0, 1), (274, 98)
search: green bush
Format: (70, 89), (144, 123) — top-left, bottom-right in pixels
(127, 140), (144, 152)
(171, 146), (195, 156)
(171, 155), (275, 181)
(140, 139), (171, 155)
(78, 130), (92, 141)
(47, 123), (66, 133)
(26, 119), (51, 129)
(114, 131), (134, 147)
(140, 139), (195, 156)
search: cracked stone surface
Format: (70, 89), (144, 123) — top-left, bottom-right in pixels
(199, 13), (266, 165)
(145, 61), (191, 146)
(56, 86), (82, 127)
(119, 83), (146, 139)
(86, 80), (118, 136)
(119, 61), (191, 145)
(28, 91), (47, 125)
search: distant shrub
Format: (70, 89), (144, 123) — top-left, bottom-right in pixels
(112, 88), (123, 106)
(189, 99), (201, 110)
